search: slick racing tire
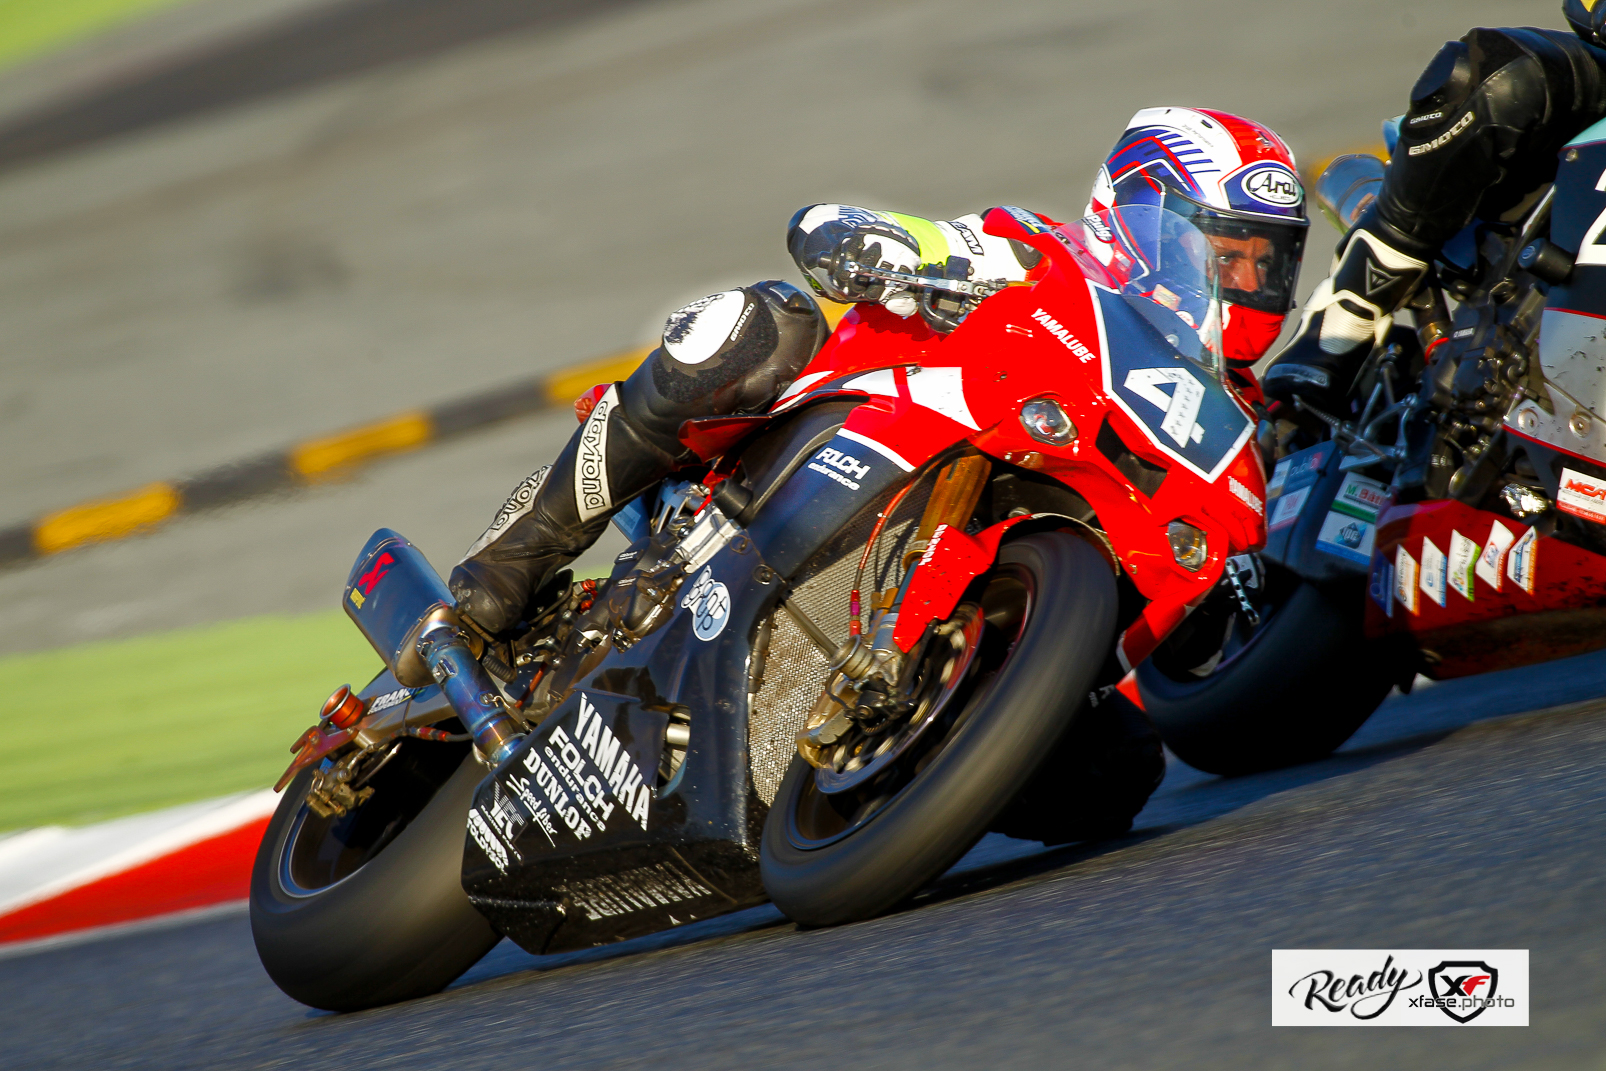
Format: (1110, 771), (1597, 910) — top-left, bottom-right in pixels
(1135, 574), (1397, 776)
(251, 739), (501, 1011)
(761, 532), (1116, 926)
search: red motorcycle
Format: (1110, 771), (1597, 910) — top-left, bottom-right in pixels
(251, 203), (1266, 1011)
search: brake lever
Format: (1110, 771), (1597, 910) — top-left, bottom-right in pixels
(840, 260), (1009, 299)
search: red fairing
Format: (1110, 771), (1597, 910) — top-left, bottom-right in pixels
(574, 383), (611, 423)
(773, 204), (1267, 660)
(678, 414), (773, 461)
(891, 523), (994, 650)
(1365, 499), (1606, 678)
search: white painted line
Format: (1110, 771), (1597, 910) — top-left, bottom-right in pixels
(0, 789), (278, 918)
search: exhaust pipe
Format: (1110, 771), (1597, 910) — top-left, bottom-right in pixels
(343, 529), (523, 765)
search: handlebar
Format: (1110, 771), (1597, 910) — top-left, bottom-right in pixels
(841, 260), (1010, 299)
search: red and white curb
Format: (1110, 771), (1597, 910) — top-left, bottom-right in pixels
(0, 790), (276, 957)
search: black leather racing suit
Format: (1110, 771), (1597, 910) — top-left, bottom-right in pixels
(1263, 26), (1606, 407)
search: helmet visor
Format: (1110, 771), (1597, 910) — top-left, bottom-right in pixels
(1075, 203), (1226, 375)
(1161, 188), (1307, 314)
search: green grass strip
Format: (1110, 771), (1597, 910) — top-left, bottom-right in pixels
(0, 610), (381, 831)
(0, 0), (199, 72)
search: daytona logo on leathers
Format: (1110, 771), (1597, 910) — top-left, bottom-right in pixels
(575, 386), (617, 520)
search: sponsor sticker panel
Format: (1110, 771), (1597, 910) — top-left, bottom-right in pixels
(1315, 510), (1374, 566)
(1269, 486), (1310, 531)
(1419, 537), (1447, 607)
(1507, 526), (1538, 594)
(1373, 521), (1542, 620)
(1266, 446), (1327, 530)
(1272, 949), (1528, 1026)
(1448, 530), (1479, 601)
(1557, 466), (1606, 524)
(1394, 545), (1419, 615)
(1370, 555), (1395, 616)
(1317, 473), (1388, 566)
(1475, 520), (1517, 593)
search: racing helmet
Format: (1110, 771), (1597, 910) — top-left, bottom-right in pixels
(1565, 0), (1606, 48)
(1088, 107), (1308, 365)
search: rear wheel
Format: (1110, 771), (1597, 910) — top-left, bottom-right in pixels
(760, 533), (1116, 926)
(1136, 570), (1396, 776)
(250, 737), (500, 1011)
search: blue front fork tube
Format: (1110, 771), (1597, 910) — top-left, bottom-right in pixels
(417, 622), (523, 765)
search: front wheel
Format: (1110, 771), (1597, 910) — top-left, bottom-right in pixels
(251, 737), (501, 1011)
(760, 532), (1116, 926)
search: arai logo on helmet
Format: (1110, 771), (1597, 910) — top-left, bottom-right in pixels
(1240, 165), (1302, 208)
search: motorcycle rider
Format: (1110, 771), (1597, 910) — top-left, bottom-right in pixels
(1083, 107), (1308, 403)
(1263, 1), (1606, 412)
(450, 107), (1306, 637)
(789, 108), (1307, 403)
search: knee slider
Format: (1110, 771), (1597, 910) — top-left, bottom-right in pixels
(623, 281), (827, 445)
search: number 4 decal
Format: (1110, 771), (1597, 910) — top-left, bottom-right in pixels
(1574, 166), (1606, 266)
(1123, 367), (1206, 447)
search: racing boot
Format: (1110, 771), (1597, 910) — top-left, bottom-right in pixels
(1261, 209), (1428, 417)
(449, 280), (828, 635)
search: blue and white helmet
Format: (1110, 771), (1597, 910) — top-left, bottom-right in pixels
(1089, 107), (1308, 319)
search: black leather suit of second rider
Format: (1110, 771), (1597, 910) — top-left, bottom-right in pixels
(1264, 17), (1606, 409)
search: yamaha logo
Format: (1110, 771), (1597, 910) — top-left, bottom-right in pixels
(1240, 164), (1302, 207)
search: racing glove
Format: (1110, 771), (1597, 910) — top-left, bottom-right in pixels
(787, 204), (923, 315)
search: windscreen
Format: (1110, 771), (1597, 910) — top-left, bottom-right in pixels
(1067, 204), (1226, 376)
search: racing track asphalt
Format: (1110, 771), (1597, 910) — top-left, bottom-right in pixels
(5, 654), (1606, 1069)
